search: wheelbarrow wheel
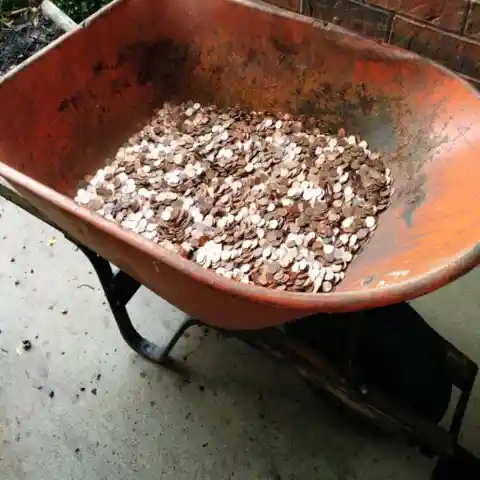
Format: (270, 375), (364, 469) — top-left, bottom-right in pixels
(285, 303), (453, 433)
(432, 446), (480, 479)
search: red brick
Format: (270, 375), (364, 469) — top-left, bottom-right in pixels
(265, 0), (300, 11)
(309, 0), (393, 41)
(369, 0), (466, 32)
(461, 41), (480, 79)
(390, 16), (465, 72)
(466, 0), (480, 40)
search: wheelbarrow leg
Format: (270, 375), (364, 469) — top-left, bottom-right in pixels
(75, 243), (201, 364)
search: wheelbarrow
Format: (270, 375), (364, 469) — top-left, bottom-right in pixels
(0, 0), (479, 477)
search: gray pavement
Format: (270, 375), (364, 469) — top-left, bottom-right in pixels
(1, 197), (479, 479)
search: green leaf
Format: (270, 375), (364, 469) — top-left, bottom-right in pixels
(54, 0), (111, 22)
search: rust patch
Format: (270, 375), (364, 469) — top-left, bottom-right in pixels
(296, 82), (380, 132)
(92, 61), (106, 76)
(271, 35), (300, 56)
(58, 94), (80, 112)
(116, 39), (202, 107)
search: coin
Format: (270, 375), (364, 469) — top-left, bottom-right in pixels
(322, 281), (333, 293)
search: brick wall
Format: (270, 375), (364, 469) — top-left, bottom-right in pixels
(264, 0), (480, 87)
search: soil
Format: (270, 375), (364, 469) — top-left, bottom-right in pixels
(0, 9), (62, 77)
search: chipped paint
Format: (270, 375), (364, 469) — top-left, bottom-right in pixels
(361, 275), (375, 287)
(388, 270), (410, 278)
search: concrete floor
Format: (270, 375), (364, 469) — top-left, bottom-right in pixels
(0, 197), (479, 480)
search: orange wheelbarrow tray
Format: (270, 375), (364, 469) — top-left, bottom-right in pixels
(0, 1), (479, 477)
(0, 0), (478, 330)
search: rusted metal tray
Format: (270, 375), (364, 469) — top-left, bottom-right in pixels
(0, 0), (478, 330)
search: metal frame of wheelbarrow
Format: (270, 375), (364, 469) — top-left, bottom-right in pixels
(1, 181), (479, 479)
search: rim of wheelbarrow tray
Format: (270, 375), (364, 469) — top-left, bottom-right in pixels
(0, 0), (479, 313)
(1, 163), (479, 314)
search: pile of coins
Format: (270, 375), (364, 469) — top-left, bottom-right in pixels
(75, 102), (393, 293)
